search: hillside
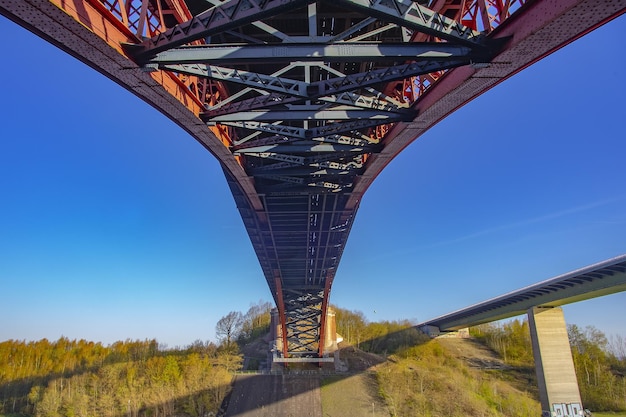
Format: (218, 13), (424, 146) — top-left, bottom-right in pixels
(319, 336), (541, 417)
(3, 314), (624, 416)
(221, 334), (541, 417)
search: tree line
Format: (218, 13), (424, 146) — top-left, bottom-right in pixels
(2, 303), (623, 415)
(333, 305), (427, 354)
(0, 338), (239, 417)
(0, 300), (275, 417)
(214, 300), (272, 348)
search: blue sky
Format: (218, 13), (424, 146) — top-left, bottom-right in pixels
(1, 14), (625, 348)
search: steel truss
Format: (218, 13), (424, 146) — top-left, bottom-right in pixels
(283, 289), (325, 355)
(123, 0), (505, 359)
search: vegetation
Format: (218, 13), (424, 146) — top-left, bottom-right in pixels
(2, 303), (624, 416)
(215, 300), (272, 348)
(236, 300), (272, 344)
(336, 309), (626, 415)
(569, 325), (626, 411)
(0, 338), (238, 417)
(335, 308), (539, 416)
(471, 319), (534, 366)
(215, 311), (244, 347)
(0, 301), (272, 417)
(375, 340), (540, 417)
(333, 306), (428, 355)
(472, 320), (626, 413)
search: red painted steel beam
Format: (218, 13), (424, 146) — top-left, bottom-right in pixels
(0, 0), (263, 213)
(345, 0), (626, 210)
(317, 275), (333, 358)
(274, 273), (289, 359)
(6, 0), (621, 216)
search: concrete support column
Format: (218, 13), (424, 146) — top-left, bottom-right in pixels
(269, 309), (283, 356)
(528, 306), (583, 417)
(323, 307), (338, 354)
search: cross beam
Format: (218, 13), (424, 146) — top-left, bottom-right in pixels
(147, 43), (480, 64)
(123, 0), (315, 60)
(208, 108), (414, 123)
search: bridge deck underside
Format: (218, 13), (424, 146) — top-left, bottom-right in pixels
(226, 159), (356, 355)
(196, 0), (495, 356)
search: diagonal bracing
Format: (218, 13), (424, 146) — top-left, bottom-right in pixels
(123, 0), (504, 359)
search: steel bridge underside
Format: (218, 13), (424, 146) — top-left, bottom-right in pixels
(132, 0), (503, 358)
(226, 174), (355, 355)
(3, 0), (625, 359)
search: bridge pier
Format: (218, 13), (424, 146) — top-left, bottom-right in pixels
(269, 307), (338, 368)
(528, 307), (584, 417)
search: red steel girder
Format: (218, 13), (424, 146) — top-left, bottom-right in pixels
(346, 0), (626, 212)
(274, 273), (289, 359)
(317, 275), (333, 358)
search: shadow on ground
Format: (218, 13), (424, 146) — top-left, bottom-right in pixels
(2, 327), (530, 417)
(0, 327), (430, 417)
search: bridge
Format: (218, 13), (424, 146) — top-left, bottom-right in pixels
(416, 254), (626, 416)
(2, 0), (625, 415)
(420, 254), (626, 333)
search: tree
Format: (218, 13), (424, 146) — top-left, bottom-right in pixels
(608, 334), (626, 361)
(215, 311), (243, 347)
(240, 300), (272, 341)
(333, 306), (367, 347)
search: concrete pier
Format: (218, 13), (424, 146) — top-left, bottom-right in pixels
(528, 307), (583, 417)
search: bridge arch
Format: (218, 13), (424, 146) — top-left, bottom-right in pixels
(1, 0), (624, 358)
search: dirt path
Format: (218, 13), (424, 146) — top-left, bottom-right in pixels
(223, 374), (322, 417)
(222, 342), (391, 417)
(437, 337), (510, 370)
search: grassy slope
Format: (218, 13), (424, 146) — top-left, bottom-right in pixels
(321, 374), (390, 417)
(321, 344), (390, 416)
(321, 337), (543, 417)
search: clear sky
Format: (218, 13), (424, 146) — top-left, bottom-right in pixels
(1, 13), (625, 348)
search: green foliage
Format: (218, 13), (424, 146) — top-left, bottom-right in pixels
(333, 306), (428, 354)
(568, 325), (626, 412)
(360, 322), (429, 355)
(0, 302), (270, 416)
(0, 338), (240, 417)
(333, 306), (368, 348)
(375, 340), (540, 417)
(470, 320), (626, 413)
(237, 300), (272, 344)
(471, 320), (534, 366)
